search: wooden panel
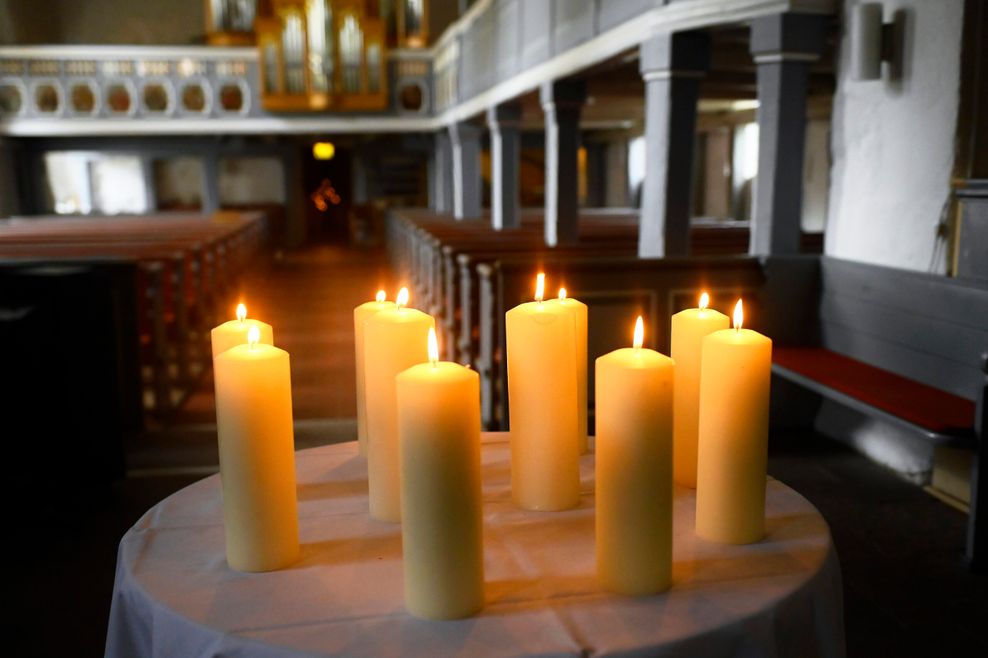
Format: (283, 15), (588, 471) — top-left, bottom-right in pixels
(597, 0), (653, 32)
(957, 189), (988, 282)
(519, 1), (552, 70)
(553, 0), (596, 53)
(819, 256), (988, 400)
(493, 0), (521, 83)
(820, 257), (988, 331)
(819, 292), (988, 371)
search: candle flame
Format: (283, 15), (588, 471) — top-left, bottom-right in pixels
(428, 327), (439, 367)
(535, 273), (545, 303)
(396, 287), (409, 308)
(236, 302), (246, 324)
(733, 299), (743, 331)
(633, 315), (644, 350)
(558, 287), (567, 300)
(699, 292), (709, 310)
(247, 325), (260, 350)
(375, 290), (386, 303)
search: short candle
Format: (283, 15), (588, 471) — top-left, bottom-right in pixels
(695, 300), (773, 544)
(595, 316), (675, 594)
(211, 302), (274, 358)
(546, 287), (589, 454)
(397, 328), (484, 619)
(353, 290), (397, 456)
(505, 273), (580, 511)
(213, 325), (299, 572)
(670, 292), (730, 487)
(363, 287), (435, 522)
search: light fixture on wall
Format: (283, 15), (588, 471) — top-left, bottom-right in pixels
(851, 2), (893, 81)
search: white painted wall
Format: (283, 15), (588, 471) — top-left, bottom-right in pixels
(826, 0), (963, 273)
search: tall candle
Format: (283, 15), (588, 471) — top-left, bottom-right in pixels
(505, 273), (580, 511)
(397, 328), (484, 619)
(354, 290), (397, 456)
(363, 287), (435, 522)
(546, 287), (588, 454)
(596, 317), (674, 594)
(695, 300), (773, 544)
(211, 302), (274, 358)
(213, 326), (299, 571)
(671, 292), (730, 487)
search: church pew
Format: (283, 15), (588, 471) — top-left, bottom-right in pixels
(764, 255), (988, 570)
(0, 211), (267, 422)
(476, 254), (766, 428)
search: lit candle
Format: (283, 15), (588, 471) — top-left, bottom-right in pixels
(505, 273), (580, 511)
(595, 317), (674, 594)
(213, 326), (299, 571)
(546, 287), (588, 454)
(671, 292), (729, 487)
(363, 287), (435, 522)
(353, 290), (397, 456)
(695, 300), (773, 544)
(211, 302), (274, 358)
(397, 328), (484, 619)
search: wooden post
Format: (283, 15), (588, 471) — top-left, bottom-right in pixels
(969, 352), (988, 571)
(430, 131), (453, 215)
(487, 102), (522, 230)
(541, 79), (586, 246)
(449, 122), (482, 220)
(749, 13), (827, 255)
(638, 31), (710, 258)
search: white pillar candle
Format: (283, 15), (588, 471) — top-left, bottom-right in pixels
(213, 326), (299, 572)
(546, 287), (588, 453)
(364, 287), (435, 522)
(397, 328), (484, 619)
(670, 292), (730, 487)
(211, 302), (274, 358)
(354, 290), (397, 456)
(696, 300), (773, 544)
(505, 273), (580, 511)
(596, 316), (674, 595)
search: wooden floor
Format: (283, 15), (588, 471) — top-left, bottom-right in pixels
(174, 244), (397, 425)
(12, 245), (986, 657)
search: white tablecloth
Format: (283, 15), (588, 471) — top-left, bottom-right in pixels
(106, 433), (844, 658)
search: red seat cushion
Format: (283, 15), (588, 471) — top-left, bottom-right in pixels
(773, 346), (976, 436)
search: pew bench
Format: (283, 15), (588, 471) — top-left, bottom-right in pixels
(478, 254), (767, 429)
(0, 211), (268, 424)
(769, 256), (988, 570)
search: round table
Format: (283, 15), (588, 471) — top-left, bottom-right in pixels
(107, 433), (844, 658)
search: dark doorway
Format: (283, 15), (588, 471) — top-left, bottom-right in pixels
(301, 142), (353, 244)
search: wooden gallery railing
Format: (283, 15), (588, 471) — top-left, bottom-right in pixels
(0, 211), (267, 428)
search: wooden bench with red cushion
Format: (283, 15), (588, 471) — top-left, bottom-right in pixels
(773, 346), (979, 445)
(769, 256), (988, 571)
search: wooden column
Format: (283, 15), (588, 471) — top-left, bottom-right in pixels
(352, 154), (369, 204)
(430, 131), (453, 214)
(449, 122), (482, 220)
(487, 102), (522, 230)
(541, 79), (586, 246)
(749, 13), (826, 255)
(970, 353), (988, 571)
(604, 138), (631, 208)
(0, 138), (20, 217)
(638, 32), (710, 258)
(584, 141), (607, 208)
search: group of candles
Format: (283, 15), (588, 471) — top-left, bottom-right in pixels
(208, 276), (772, 621)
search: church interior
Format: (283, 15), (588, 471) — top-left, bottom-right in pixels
(1, 0), (986, 656)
